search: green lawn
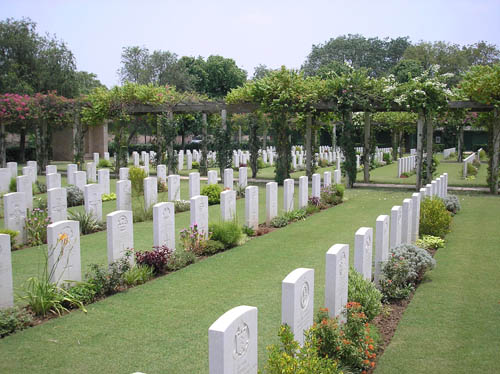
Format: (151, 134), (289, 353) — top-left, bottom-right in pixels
(2, 188), (413, 374)
(374, 193), (500, 374)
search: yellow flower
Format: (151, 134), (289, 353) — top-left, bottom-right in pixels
(58, 233), (69, 245)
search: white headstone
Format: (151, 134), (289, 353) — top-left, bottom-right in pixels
(104, 152), (110, 161)
(26, 161), (37, 182)
(298, 176), (308, 209)
(167, 174), (181, 201)
(324, 171), (331, 188)
(74, 171), (86, 192)
(86, 162), (96, 182)
(283, 178), (294, 212)
(93, 152), (99, 165)
(47, 187), (67, 223)
(238, 167), (248, 188)
(47, 220), (81, 286)
(3, 192), (26, 244)
(98, 169), (110, 196)
(46, 173), (61, 191)
(153, 202), (176, 250)
(144, 177), (158, 209)
(334, 169), (341, 185)
(401, 198), (413, 244)
(265, 182), (278, 225)
(220, 190), (236, 222)
(67, 164), (77, 185)
(46, 165), (57, 175)
(374, 215), (390, 287)
(84, 184), (102, 221)
(245, 186), (259, 230)
(119, 167), (129, 181)
(157, 165), (167, 185)
(0, 168), (10, 193)
(224, 168), (233, 190)
(133, 152), (139, 166)
(207, 170), (218, 185)
(187, 153), (192, 170)
(312, 173), (321, 198)
(116, 180), (132, 211)
(325, 243), (349, 321)
(390, 206), (402, 249)
(354, 227), (373, 281)
(282, 268), (314, 346)
(189, 172), (200, 198)
(208, 305), (258, 374)
(411, 192), (421, 242)
(0, 234), (13, 309)
(107, 210), (134, 265)
(7, 162), (17, 179)
(443, 173), (448, 197)
(16, 175), (32, 210)
(190, 195), (209, 238)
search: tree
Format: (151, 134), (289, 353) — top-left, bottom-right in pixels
(74, 71), (104, 95)
(118, 46), (152, 84)
(302, 34), (410, 77)
(391, 59), (424, 83)
(203, 55), (247, 98)
(252, 64), (273, 80)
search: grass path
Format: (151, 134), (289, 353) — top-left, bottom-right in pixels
(1, 188), (411, 374)
(375, 194), (500, 374)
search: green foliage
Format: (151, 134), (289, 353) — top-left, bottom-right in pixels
(128, 166), (147, 196)
(379, 244), (436, 302)
(35, 180), (46, 194)
(25, 208), (51, 246)
(283, 209), (307, 222)
(264, 324), (341, 374)
(383, 152), (392, 164)
(174, 200), (190, 213)
(313, 303), (378, 372)
(65, 282), (97, 305)
(201, 184), (223, 205)
(102, 192), (116, 201)
(122, 265), (154, 286)
(442, 194), (461, 214)
(465, 162), (478, 176)
(479, 149), (487, 160)
(0, 307), (32, 338)
(0, 229), (19, 250)
(85, 257), (131, 297)
(66, 185), (84, 207)
(97, 160), (112, 168)
(348, 268), (382, 321)
(416, 235), (445, 251)
(191, 161), (199, 170)
(166, 249), (196, 271)
(270, 216), (288, 228)
(132, 201), (153, 223)
(420, 197), (452, 238)
(208, 220), (243, 249)
(180, 224), (211, 256)
(68, 210), (105, 235)
(242, 225), (255, 236)
(422, 155), (439, 181)
(203, 240), (226, 255)
(320, 184), (344, 206)
(9, 177), (16, 192)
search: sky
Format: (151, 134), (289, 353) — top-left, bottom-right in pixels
(2, 0), (499, 88)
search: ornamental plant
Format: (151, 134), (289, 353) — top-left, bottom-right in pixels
(320, 184), (344, 206)
(180, 224), (211, 256)
(416, 235), (445, 251)
(208, 221), (243, 249)
(348, 268), (382, 321)
(201, 184), (223, 205)
(135, 245), (174, 274)
(442, 194), (461, 214)
(25, 208), (51, 246)
(420, 197), (452, 238)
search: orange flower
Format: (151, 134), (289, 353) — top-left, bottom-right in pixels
(363, 359), (370, 365)
(368, 344), (374, 350)
(371, 362), (376, 368)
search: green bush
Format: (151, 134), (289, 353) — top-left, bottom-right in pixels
(132, 200), (154, 223)
(416, 235), (445, 251)
(174, 200), (190, 213)
(0, 307), (32, 338)
(422, 156), (439, 180)
(270, 216), (288, 228)
(191, 161), (199, 170)
(383, 152), (392, 164)
(128, 166), (148, 196)
(466, 162), (478, 176)
(442, 194), (461, 214)
(65, 282), (97, 305)
(97, 159), (112, 168)
(66, 185), (84, 207)
(85, 257), (131, 297)
(209, 221), (243, 249)
(68, 210), (105, 235)
(203, 240), (226, 255)
(420, 197), (452, 238)
(35, 180), (46, 194)
(201, 184), (223, 205)
(283, 209), (307, 222)
(257, 157), (266, 169)
(166, 250), (195, 271)
(479, 149), (486, 160)
(348, 268), (382, 321)
(0, 229), (19, 250)
(320, 184), (344, 206)
(25, 208), (51, 246)
(102, 193), (116, 201)
(9, 178), (16, 193)
(122, 265), (154, 286)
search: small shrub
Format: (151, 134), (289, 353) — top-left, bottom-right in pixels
(209, 221), (243, 249)
(383, 152), (392, 164)
(66, 185), (84, 207)
(65, 282), (97, 305)
(9, 178), (16, 193)
(86, 257), (131, 297)
(122, 265), (154, 286)
(319, 159), (329, 168)
(348, 268), (382, 321)
(135, 246), (174, 274)
(416, 235), (445, 251)
(257, 157), (266, 170)
(442, 194), (461, 214)
(305, 203), (320, 215)
(68, 210), (105, 235)
(308, 196), (321, 207)
(132, 200), (154, 223)
(0, 307), (32, 338)
(0, 229), (19, 250)
(270, 216), (288, 228)
(242, 225), (255, 236)
(25, 208), (51, 246)
(201, 184), (223, 205)
(320, 184), (344, 206)
(203, 240), (226, 255)
(422, 156), (439, 180)
(191, 161), (199, 170)
(465, 162), (478, 176)
(479, 149), (486, 160)
(102, 193), (116, 201)
(420, 197), (452, 238)
(35, 180), (46, 194)
(180, 224), (211, 255)
(34, 196), (47, 210)
(97, 159), (112, 168)
(129, 166), (147, 196)
(158, 180), (168, 193)
(174, 199), (190, 213)
(283, 209), (307, 222)
(166, 250), (195, 271)
(472, 158), (481, 169)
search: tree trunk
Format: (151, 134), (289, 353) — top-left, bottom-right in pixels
(415, 111), (425, 190)
(167, 111), (175, 175)
(238, 125), (242, 145)
(39, 120), (49, 173)
(426, 115), (434, 184)
(341, 111), (356, 188)
(274, 114), (290, 185)
(391, 129), (398, 162)
(0, 122), (6, 168)
(19, 126), (26, 164)
(263, 126), (267, 148)
(490, 109), (500, 194)
(156, 114), (163, 166)
(305, 114), (312, 178)
(363, 112), (371, 183)
(332, 122), (336, 149)
(398, 131), (404, 158)
(457, 125), (464, 162)
(200, 112), (208, 176)
(73, 106), (84, 169)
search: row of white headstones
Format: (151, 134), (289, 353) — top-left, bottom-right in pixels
(397, 155), (417, 177)
(206, 173), (449, 374)
(0, 166), (346, 310)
